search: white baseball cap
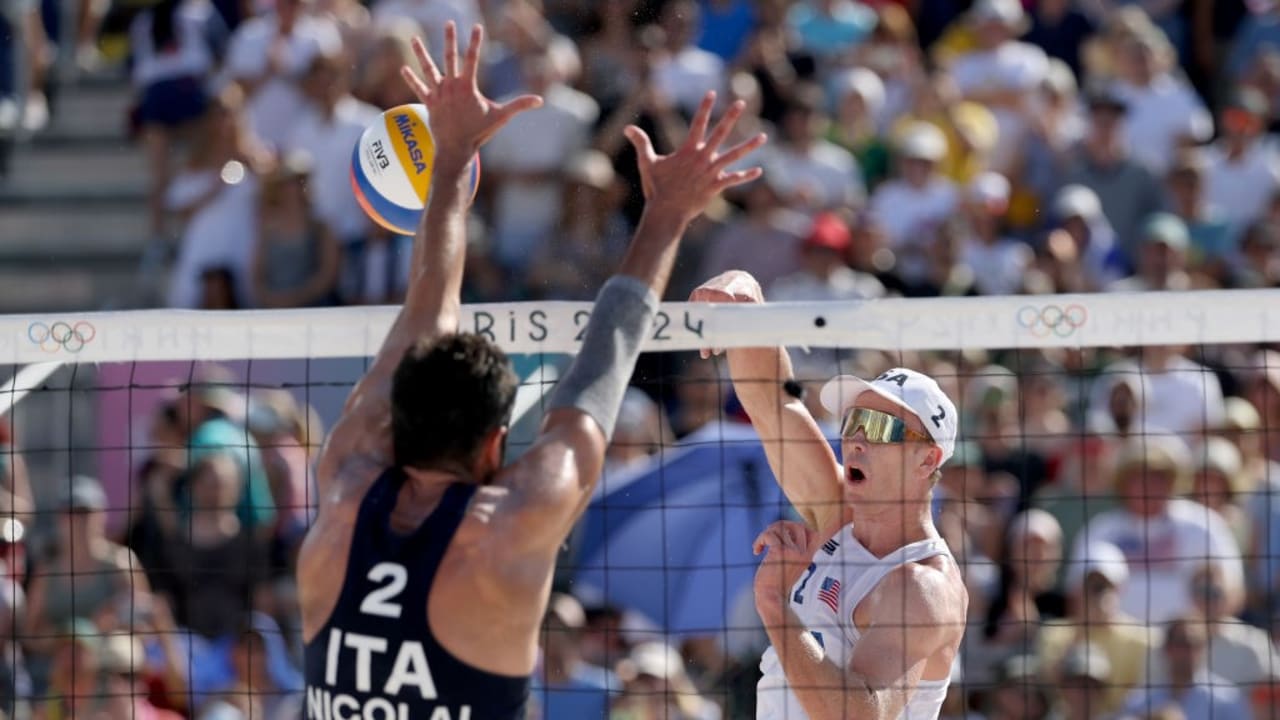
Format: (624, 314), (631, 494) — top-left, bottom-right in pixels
(820, 368), (959, 465)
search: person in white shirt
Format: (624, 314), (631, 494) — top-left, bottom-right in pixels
(1203, 88), (1280, 232)
(1111, 29), (1213, 176)
(1070, 438), (1245, 626)
(651, 0), (726, 116)
(762, 85), (864, 211)
(693, 268), (968, 720)
(958, 171), (1031, 296)
(948, 0), (1048, 175)
(222, 0), (342, 151)
(481, 51), (599, 278)
(869, 122), (958, 288)
(767, 212), (885, 303)
(369, 0), (479, 69)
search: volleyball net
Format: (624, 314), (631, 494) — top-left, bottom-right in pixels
(1, 290), (1278, 718)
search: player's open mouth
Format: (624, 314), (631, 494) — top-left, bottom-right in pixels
(846, 466), (866, 484)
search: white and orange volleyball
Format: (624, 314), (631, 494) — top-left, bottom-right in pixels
(350, 103), (480, 236)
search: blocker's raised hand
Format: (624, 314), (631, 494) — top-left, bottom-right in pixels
(626, 91), (768, 227)
(400, 22), (542, 164)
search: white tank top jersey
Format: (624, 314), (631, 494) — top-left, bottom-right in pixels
(756, 523), (953, 720)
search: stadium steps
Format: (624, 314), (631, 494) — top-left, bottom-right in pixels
(0, 73), (150, 313)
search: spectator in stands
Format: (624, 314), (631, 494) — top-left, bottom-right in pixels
(697, 175), (804, 292)
(1054, 642), (1115, 720)
(869, 121), (958, 293)
(224, 616), (304, 720)
(1203, 89), (1280, 235)
(222, 0), (341, 151)
(1106, 213), (1193, 292)
(289, 50), (379, 260)
(1134, 343), (1225, 436)
(482, 48), (598, 280)
(1023, 0), (1095, 77)
(156, 454), (269, 640)
(526, 149), (630, 301)
(534, 593), (617, 719)
(1038, 184), (1129, 293)
(24, 476), (149, 662)
(1038, 541), (1153, 717)
(1121, 617), (1254, 720)
(1230, 218), (1280, 288)
(249, 151), (341, 308)
(166, 84), (274, 310)
(1061, 84), (1164, 261)
(786, 0), (876, 65)
(651, 0), (725, 117)
(1191, 437), (1253, 551)
(37, 620), (106, 719)
(128, 0), (226, 240)
(898, 72), (1000, 188)
(948, 0), (1048, 176)
(1163, 149), (1233, 276)
(1112, 28), (1213, 177)
(973, 510), (1065, 675)
(827, 67), (890, 191)
(767, 211), (885, 302)
(95, 632), (184, 720)
(764, 84), (863, 211)
(172, 365), (274, 532)
(606, 388), (674, 475)
(1071, 438), (1245, 625)
(245, 388), (319, 551)
(610, 641), (719, 720)
(368, 0), (478, 71)
(957, 171), (1032, 296)
(1169, 562), (1280, 693)
(982, 654), (1053, 720)
(352, 18), (419, 110)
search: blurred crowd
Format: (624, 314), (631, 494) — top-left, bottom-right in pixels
(1, 0), (1280, 718)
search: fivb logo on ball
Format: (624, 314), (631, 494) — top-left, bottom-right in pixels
(351, 103), (479, 237)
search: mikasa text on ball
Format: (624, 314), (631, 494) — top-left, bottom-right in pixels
(350, 103), (480, 236)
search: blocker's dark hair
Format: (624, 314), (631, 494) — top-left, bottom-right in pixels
(391, 333), (518, 472)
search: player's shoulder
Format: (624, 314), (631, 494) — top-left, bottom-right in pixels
(870, 553), (968, 626)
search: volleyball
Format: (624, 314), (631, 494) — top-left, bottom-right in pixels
(350, 103), (480, 236)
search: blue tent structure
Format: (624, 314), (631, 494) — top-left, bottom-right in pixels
(571, 424), (808, 637)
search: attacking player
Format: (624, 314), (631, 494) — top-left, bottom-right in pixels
(296, 22), (767, 720)
(689, 271), (969, 719)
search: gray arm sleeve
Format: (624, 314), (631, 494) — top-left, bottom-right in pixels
(547, 275), (659, 439)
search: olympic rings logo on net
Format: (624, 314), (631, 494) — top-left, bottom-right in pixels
(1016, 304), (1088, 338)
(27, 321), (96, 353)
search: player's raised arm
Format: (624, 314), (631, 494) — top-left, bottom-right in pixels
(689, 271), (844, 532)
(317, 23), (541, 501)
(493, 92), (768, 551)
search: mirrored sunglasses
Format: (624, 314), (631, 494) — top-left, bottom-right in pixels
(840, 407), (931, 444)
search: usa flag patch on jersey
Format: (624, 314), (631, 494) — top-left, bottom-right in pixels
(817, 577), (841, 612)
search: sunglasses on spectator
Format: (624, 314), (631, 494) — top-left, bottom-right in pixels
(840, 408), (931, 444)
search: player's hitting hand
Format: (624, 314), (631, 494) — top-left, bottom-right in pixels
(400, 22), (543, 166)
(753, 520), (817, 614)
(688, 270), (765, 359)
(626, 91), (767, 227)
